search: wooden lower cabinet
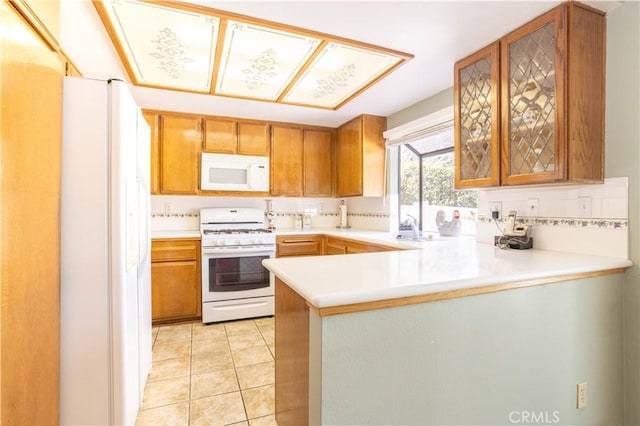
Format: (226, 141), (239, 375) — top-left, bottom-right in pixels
(323, 236), (395, 255)
(275, 278), (310, 426)
(276, 235), (323, 257)
(151, 239), (201, 323)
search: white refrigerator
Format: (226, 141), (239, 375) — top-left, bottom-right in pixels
(60, 77), (152, 425)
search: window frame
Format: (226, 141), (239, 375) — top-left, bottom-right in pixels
(398, 144), (456, 232)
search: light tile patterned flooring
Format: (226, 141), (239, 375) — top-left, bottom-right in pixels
(135, 317), (278, 426)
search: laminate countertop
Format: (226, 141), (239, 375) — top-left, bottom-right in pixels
(263, 235), (632, 315)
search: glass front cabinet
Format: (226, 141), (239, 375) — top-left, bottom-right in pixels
(454, 42), (500, 188)
(454, 2), (606, 188)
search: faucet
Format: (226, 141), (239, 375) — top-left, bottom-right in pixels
(406, 214), (420, 239)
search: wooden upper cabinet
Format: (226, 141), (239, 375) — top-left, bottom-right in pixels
(271, 125), (303, 196)
(159, 114), (201, 194)
(238, 122), (270, 156)
(501, 2), (604, 185)
(454, 2), (605, 188)
(203, 118), (237, 154)
(203, 119), (269, 156)
(336, 115), (386, 197)
(454, 42), (501, 188)
(303, 129), (333, 197)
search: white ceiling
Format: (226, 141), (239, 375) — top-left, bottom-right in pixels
(60, 0), (619, 128)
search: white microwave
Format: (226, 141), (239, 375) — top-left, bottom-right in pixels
(201, 153), (269, 192)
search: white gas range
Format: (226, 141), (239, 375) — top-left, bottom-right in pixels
(200, 208), (275, 323)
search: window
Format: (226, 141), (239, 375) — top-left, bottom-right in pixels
(397, 122), (478, 235)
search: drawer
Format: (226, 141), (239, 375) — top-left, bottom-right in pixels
(151, 239), (200, 262)
(276, 235), (322, 257)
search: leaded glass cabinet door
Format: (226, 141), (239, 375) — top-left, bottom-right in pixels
(501, 6), (566, 185)
(454, 42), (500, 188)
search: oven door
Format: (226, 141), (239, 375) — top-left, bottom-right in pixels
(201, 248), (274, 303)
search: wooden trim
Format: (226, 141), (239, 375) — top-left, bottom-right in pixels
(8, 0), (58, 51)
(276, 40), (329, 103)
(309, 268), (627, 317)
(93, 0), (412, 109)
(147, 0), (413, 60)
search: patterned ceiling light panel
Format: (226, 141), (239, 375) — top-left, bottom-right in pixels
(215, 20), (321, 101)
(282, 42), (404, 108)
(97, 0), (219, 92)
(94, 0), (412, 109)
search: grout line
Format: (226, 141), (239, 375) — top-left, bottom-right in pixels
(141, 318), (276, 425)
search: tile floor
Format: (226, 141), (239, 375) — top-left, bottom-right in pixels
(135, 317), (278, 426)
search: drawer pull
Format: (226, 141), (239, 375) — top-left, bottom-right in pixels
(281, 239), (316, 244)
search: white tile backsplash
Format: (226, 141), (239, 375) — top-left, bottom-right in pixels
(479, 177), (629, 220)
(477, 177), (629, 259)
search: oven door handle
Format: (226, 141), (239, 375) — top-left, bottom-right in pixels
(202, 247), (275, 256)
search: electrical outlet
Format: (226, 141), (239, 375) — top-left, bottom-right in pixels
(526, 198), (539, 217)
(164, 202), (172, 215)
(578, 196), (592, 218)
(577, 382), (587, 408)
(489, 202), (502, 219)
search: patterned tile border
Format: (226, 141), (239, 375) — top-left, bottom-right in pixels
(273, 212), (390, 218)
(477, 216), (628, 230)
(151, 212), (200, 218)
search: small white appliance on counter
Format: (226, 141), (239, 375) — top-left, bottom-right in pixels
(200, 208), (275, 322)
(201, 152), (269, 192)
(60, 77), (151, 425)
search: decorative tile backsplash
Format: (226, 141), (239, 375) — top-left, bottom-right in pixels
(150, 195), (395, 232)
(477, 216), (628, 230)
(149, 177), (629, 259)
(476, 177), (629, 258)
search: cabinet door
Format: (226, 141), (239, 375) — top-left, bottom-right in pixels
(501, 7), (565, 185)
(335, 118), (363, 197)
(303, 129), (333, 197)
(159, 115), (201, 194)
(276, 235), (323, 257)
(271, 126), (303, 196)
(203, 118), (237, 154)
(1, 3), (64, 423)
(361, 115), (386, 196)
(143, 111), (160, 194)
(238, 122), (270, 156)
(454, 42), (501, 188)
(323, 238), (347, 255)
(151, 260), (201, 322)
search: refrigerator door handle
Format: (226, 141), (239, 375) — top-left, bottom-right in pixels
(137, 176), (150, 273)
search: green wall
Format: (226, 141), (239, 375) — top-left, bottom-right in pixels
(317, 275), (623, 425)
(604, 2), (640, 424)
(387, 2), (640, 423)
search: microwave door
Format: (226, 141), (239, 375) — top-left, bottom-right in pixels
(204, 163), (248, 191)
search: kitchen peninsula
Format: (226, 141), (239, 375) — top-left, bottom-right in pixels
(263, 238), (631, 425)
